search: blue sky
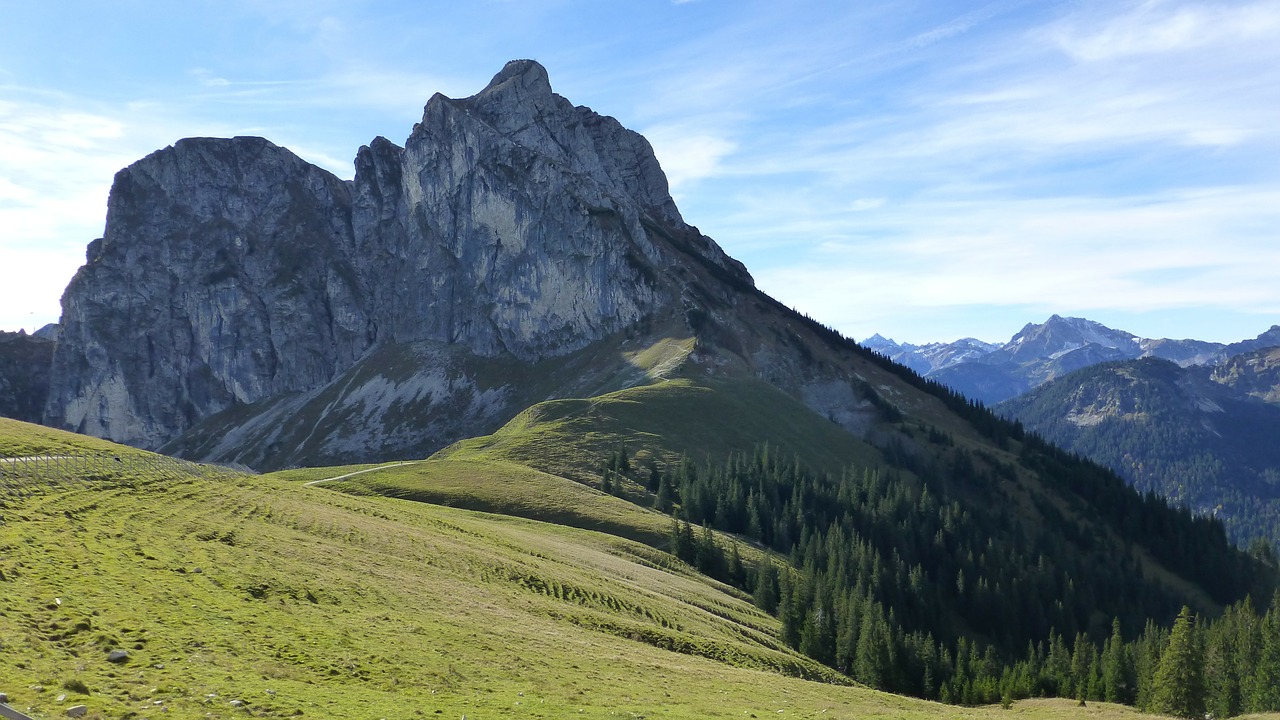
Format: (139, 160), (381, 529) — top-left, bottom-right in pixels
(2, 0), (1278, 344)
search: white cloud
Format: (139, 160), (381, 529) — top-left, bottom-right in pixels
(0, 89), (246, 332)
(642, 124), (738, 192)
(1050, 0), (1280, 62)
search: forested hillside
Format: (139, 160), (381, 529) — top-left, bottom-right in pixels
(999, 355), (1280, 551)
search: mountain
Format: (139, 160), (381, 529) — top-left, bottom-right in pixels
(870, 315), (1277, 405)
(860, 334), (999, 376)
(998, 348), (1280, 549)
(1219, 325), (1280, 361)
(0, 329), (55, 422)
(13, 60), (1280, 716)
(45, 60), (768, 468)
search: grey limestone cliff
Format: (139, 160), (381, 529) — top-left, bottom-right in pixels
(45, 136), (367, 447)
(45, 60), (756, 457)
(0, 329), (55, 423)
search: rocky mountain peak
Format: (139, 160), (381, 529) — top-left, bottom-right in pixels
(472, 59), (554, 104)
(44, 60), (754, 456)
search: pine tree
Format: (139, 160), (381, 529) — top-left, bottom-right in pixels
(1046, 630), (1072, 697)
(1252, 595), (1280, 711)
(854, 602), (895, 690)
(1070, 632), (1093, 701)
(695, 523), (721, 575)
(1102, 618), (1134, 704)
(670, 518), (695, 564)
(727, 541), (745, 588)
(753, 558), (780, 614)
(654, 471), (674, 513)
(779, 571), (802, 649)
(1151, 606), (1206, 719)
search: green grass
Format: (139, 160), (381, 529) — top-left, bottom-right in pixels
(4, 423), (1270, 720)
(311, 458), (679, 548)
(265, 463), (387, 483)
(437, 376), (883, 484)
(0, 417), (160, 460)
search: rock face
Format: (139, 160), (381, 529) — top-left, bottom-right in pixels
(46, 136), (367, 448)
(0, 330), (55, 423)
(46, 60), (755, 459)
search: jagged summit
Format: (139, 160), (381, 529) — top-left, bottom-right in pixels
(43, 61), (769, 465)
(471, 58), (554, 101)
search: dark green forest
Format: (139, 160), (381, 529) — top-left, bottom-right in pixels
(592, 320), (1280, 716)
(600, 430), (1278, 716)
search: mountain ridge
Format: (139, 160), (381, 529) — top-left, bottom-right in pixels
(867, 315), (1280, 405)
(998, 347), (1280, 549)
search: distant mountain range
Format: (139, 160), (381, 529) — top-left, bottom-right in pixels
(998, 347), (1280, 549)
(864, 315), (1280, 405)
(867, 316), (1280, 550)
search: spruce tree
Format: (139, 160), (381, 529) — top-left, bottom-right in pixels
(654, 472), (674, 513)
(854, 602), (894, 690)
(618, 443), (631, 474)
(1252, 595), (1280, 711)
(1102, 618), (1134, 704)
(1151, 606), (1206, 719)
(753, 558), (780, 614)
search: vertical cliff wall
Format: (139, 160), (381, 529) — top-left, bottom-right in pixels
(45, 60), (752, 451)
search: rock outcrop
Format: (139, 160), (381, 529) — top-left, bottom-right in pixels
(45, 136), (367, 448)
(45, 60), (763, 461)
(0, 330), (55, 423)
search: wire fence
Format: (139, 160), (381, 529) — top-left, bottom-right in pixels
(0, 452), (255, 499)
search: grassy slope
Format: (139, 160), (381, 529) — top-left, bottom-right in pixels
(435, 376), (883, 483)
(331, 368), (1234, 620)
(0, 423), (1205, 720)
(0, 418), (159, 460)
(317, 458), (679, 548)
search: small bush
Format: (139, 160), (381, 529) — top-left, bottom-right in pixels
(63, 677), (91, 694)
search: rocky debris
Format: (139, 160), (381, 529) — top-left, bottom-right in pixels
(66, 706), (88, 718)
(106, 649), (129, 663)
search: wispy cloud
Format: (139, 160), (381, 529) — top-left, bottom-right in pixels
(617, 0), (1280, 344)
(2, 0), (1276, 345)
(751, 187), (1280, 343)
(642, 124), (738, 193)
(0, 91), (156, 331)
(1048, 0), (1280, 61)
